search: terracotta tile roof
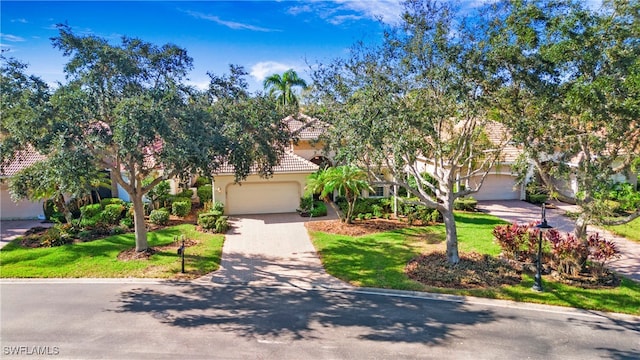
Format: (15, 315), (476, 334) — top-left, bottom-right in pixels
(482, 121), (521, 163)
(284, 114), (329, 140)
(0, 148), (47, 177)
(215, 151), (319, 175)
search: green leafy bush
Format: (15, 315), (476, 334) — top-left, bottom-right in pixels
(101, 203), (125, 224)
(215, 216), (230, 233)
(43, 199), (65, 222)
(172, 200), (192, 217)
(299, 196), (314, 212)
(195, 177), (210, 188)
(80, 203), (103, 219)
(527, 193), (548, 205)
(454, 197), (478, 211)
(120, 218), (134, 229)
(310, 201), (327, 217)
(197, 185), (213, 204)
(180, 188), (194, 199)
(198, 212), (219, 230)
(149, 208), (170, 225)
(146, 180), (171, 208)
(40, 227), (70, 247)
(213, 201), (225, 212)
(100, 198), (124, 207)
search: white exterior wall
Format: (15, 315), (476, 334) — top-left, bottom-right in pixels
(1, 182), (45, 220)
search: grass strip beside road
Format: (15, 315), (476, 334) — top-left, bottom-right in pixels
(309, 212), (640, 315)
(0, 224), (223, 279)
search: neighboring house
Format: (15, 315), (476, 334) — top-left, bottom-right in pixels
(212, 115), (531, 215)
(0, 149), (47, 220)
(469, 121), (524, 201)
(414, 121), (525, 201)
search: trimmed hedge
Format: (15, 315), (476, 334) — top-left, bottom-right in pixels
(80, 203), (103, 219)
(197, 185), (212, 204)
(172, 200), (192, 217)
(453, 197), (478, 211)
(101, 203), (125, 224)
(149, 208), (170, 225)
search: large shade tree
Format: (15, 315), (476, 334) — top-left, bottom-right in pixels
(307, 0), (508, 264)
(0, 26), (290, 252)
(485, 0), (640, 239)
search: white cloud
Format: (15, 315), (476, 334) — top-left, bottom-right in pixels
(287, 4), (312, 15)
(287, 0), (403, 26)
(0, 33), (26, 42)
(249, 61), (296, 82)
(186, 78), (210, 91)
(184, 10), (280, 32)
(11, 18), (28, 24)
(333, 0), (403, 24)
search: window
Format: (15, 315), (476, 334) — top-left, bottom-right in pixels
(371, 186), (385, 198)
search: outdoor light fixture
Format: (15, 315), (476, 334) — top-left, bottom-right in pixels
(533, 204), (553, 292)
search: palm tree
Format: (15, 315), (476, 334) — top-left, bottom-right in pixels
(263, 69), (307, 108)
(307, 166), (372, 224)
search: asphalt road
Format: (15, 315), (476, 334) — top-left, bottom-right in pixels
(1, 280), (638, 360)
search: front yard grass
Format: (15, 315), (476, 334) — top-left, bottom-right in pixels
(309, 212), (640, 315)
(0, 224), (223, 279)
(604, 217), (640, 243)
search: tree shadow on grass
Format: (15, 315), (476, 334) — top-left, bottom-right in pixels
(114, 282), (497, 345)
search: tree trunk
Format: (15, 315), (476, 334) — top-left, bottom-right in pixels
(442, 207), (460, 264)
(325, 200), (345, 222)
(54, 193), (73, 224)
(575, 214), (588, 240)
(132, 194), (149, 252)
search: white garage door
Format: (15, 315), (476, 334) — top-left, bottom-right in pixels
(226, 182), (301, 215)
(1, 183), (44, 220)
(473, 175), (521, 201)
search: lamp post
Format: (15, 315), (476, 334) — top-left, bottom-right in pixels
(532, 203), (553, 292)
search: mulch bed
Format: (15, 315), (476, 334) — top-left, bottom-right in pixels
(406, 252), (522, 289)
(305, 218), (409, 237)
(116, 238), (198, 261)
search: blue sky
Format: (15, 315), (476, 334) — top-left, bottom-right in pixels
(1, 0), (410, 92)
(1, 0), (604, 92)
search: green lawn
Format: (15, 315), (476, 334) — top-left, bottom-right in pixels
(605, 217), (640, 243)
(0, 224), (223, 278)
(309, 212), (640, 315)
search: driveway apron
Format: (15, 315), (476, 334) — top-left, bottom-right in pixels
(0, 220), (52, 249)
(478, 200), (640, 282)
(209, 212), (350, 290)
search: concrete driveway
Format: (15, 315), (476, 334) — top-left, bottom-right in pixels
(478, 200), (640, 282)
(0, 220), (52, 249)
(208, 211), (349, 290)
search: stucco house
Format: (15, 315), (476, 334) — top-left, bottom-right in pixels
(211, 115), (529, 215)
(211, 115), (331, 215)
(0, 149), (47, 220)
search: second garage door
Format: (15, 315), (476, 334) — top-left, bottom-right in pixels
(226, 182), (301, 215)
(473, 174), (521, 201)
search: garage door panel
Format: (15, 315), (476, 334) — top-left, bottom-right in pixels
(226, 182), (300, 215)
(473, 175), (520, 201)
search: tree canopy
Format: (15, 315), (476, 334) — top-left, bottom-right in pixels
(307, 0), (507, 264)
(485, 0), (640, 238)
(1, 26), (291, 251)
